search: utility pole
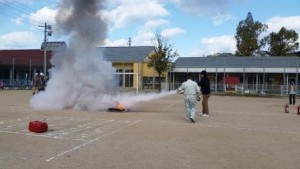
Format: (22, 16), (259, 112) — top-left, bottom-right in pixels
(127, 37), (132, 47)
(39, 22), (52, 76)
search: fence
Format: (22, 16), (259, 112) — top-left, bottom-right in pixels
(166, 82), (300, 96)
(1, 79), (299, 96)
(0, 79), (32, 89)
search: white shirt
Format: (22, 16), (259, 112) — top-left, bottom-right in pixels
(178, 79), (200, 95)
(289, 85), (296, 94)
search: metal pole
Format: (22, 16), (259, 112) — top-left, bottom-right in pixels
(29, 58), (32, 87)
(153, 60), (156, 90)
(172, 71), (175, 90)
(263, 60), (265, 93)
(122, 62), (125, 88)
(297, 59), (299, 88)
(215, 67), (217, 94)
(169, 65), (171, 91)
(43, 22), (47, 76)
(137, 61), (142, 93)
(283, 60), (286, 85)
(12, 58), (15, 88)
(256, 74), (258, 92)
(243, 60), (245, 95)
(223, 67), (225, 93)
(136, 73), (138, 94)
(214, 60), (217, 94)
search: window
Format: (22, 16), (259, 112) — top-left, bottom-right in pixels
(125, 69), (133, 87)
(143, 77), (165, 89)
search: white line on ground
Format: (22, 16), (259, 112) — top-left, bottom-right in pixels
(213, 110), (295, 117)
(45, 119), (141, 162)
(159, 121), (300, 134)
(0, 130), (87, 141)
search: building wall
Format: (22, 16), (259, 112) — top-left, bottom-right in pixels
(111, 62), (164, 90)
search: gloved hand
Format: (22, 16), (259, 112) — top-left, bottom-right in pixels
(196, 95), (201, 101)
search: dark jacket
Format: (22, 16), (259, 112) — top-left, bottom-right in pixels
(198, 77), (211, 95)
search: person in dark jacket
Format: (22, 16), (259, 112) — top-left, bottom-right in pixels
(198, 70), (211, 117)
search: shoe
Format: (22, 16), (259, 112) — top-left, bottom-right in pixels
(198, 113), (205, 116)
(202, 114), (209, 118)
(186, 119), (192, 123)
(190, 118), (195, 123)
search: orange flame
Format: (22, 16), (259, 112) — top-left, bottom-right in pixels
(116, 102), (125, 111)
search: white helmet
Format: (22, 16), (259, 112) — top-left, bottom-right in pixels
(40, 73), (44, 76)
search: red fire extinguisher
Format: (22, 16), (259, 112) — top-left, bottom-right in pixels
(297, 105), (300, 115)
(284, 104), (289, 113)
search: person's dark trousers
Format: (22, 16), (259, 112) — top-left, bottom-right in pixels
(289, 94), (296, 105)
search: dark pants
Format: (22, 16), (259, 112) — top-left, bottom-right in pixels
(289, 94), (296, 105)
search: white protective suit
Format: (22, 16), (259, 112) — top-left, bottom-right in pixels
(178, 79), (200, 120)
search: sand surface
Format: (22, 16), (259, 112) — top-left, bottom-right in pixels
(0, 90), (300, 169)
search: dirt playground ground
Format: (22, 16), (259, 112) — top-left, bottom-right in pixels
(0, 90), (300, 169)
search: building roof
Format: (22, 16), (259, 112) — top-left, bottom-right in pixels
(0, 49), (52, 66)
(99, 46), (154, 62)
(0, 46), (155, 66)
(175, 56), (300, 68)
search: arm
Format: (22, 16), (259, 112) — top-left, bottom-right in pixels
(177, 83), (185, 93)
(196, 85), (200, 94)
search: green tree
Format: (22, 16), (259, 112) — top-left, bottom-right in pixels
(235, 12), (268, 56)
(267, 27), (299, 56)
(148, 34), (178, 91)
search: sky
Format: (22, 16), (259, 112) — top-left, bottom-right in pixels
(0, 0), (300, 57)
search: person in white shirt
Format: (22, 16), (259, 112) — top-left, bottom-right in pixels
(177, 73), (200, 123)
(32, 73), (39, 95)
(289, 81), (296, 105)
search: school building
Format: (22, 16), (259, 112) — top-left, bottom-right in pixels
(1, 47), (299, 95)
(172, 56), (300, 95)
(0, 46), (165, 91)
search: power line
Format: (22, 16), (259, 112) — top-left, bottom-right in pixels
(0, 8), (40, 26)
(0, 2), (55, 26)
(12, 2), (55, 24)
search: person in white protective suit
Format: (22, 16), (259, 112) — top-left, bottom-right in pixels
(177, 73), (200, 123)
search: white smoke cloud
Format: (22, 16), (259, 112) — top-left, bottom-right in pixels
(30, 0), (174, 112)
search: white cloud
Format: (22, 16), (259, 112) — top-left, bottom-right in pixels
(28, 7), (57, 25)
(12, 6), (57, 27)
(265, 16), (300, 45)
(172, 0), (229, 16)
(190, 35), (236, 56)
(104, 38), (128, 46)
(266, 16), (300, 33)
(212, 14), (237, 26)
(13, 16), (26, 25)
(0, 0), (32, 3)
(0, 31), (39, 49)
(144, 19), (169, 29)
(103, 1), (169, 29)
(201, 35), (236, 54)
(105, 19), (184, 47)
(161, 28), (186, 38)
